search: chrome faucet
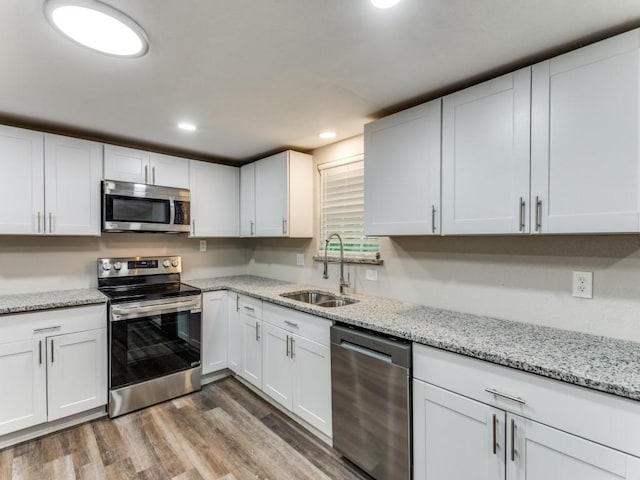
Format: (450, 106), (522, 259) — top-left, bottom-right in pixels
(323, 233), (350, 294)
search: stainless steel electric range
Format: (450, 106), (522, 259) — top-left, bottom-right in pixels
(98, 255), (202, 418)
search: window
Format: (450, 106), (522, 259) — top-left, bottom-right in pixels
(318, 155), (379, 258)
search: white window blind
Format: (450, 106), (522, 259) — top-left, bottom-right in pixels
(319, 156), (379, 256)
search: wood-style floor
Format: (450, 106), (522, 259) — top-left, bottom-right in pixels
(0, 377), (370, 480)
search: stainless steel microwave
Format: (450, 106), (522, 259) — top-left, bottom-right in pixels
(102, 180), (191, 233)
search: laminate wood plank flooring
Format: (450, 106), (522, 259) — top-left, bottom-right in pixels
(0, 377), (371, 480)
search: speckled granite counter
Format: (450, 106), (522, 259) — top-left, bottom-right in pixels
(187, 275), (640, 402)
(0, 289), (107, 315)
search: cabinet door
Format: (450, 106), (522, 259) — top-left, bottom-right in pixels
(0, 339), (47, 436)
(291, 334), (332, 437)
(413, 380), (505, 480)
(190, 160), (240, 237)
(202, 291), (228, 375)
(442, 68), (531, 234)
(364, 99), (442, 235)
(531, 30), (640, 234)
(262, 322), (293, 409)
(149, 153), (190, 189)
(255, 152), (288, 237)
(508, 414), (640, 480)
(0, 125), (44, 234)
(227, 293), (242, 375)
(44, 134), (102, 236)
(240, 163), (256, 237)
(240, 312), (262, 389)
(47, 328), (107, 421)
(104, 144), (150, 184)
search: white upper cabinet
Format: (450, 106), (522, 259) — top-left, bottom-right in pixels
(104, 145), (189, 188)
(531, 30), (640, 234)
(245, 150), (313, 238)
(189, 160), (239, 237)
(0, 127), (101, 236)
(442, 68), (531, 235)
(0, 125), (44, 235)
(240, 163), (256, 237)
(149, 152), (190, 189)
(44, 134), (102, 236)
(364, 99), (442, 235)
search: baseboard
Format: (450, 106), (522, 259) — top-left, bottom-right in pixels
(202, 369), (232, 385)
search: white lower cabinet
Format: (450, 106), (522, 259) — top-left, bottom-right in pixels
(413, 344), (640, 480)
(262, 303), (332, 437)
(231, 295), (263, 389)
(227, 293), (242, 375)
(202, 291), (228, 375)
(0, 305), (107, 437)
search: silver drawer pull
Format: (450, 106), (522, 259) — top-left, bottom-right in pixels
(33, 325), (62, 334)
(284, 320), (299, 328)
(485, 388), (526, 405)
(244, 306), (256, 312)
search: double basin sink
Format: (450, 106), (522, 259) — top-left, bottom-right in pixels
(280, 290), (358, 308)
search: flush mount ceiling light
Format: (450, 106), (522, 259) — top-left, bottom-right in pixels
(319, 131), (337, 139)
(43, 0), (148, 57)
(178, 122), (197, 132)
(371, 0), (401, 8)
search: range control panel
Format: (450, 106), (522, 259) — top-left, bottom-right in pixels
(98, 256), (181, 278)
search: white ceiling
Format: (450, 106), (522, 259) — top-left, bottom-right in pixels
(1, 0), (640, 163)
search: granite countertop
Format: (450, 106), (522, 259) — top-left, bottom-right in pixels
(0, 288), (107, 315)
(187, 275), (640, 402)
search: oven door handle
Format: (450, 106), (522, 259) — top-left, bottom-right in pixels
(111, 299), (201, 321)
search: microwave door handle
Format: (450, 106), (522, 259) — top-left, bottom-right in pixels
(169, 198), (176, 226)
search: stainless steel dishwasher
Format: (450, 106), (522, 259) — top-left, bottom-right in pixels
(331, 324), (412, 480)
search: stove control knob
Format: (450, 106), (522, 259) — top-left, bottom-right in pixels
(102, 262), (112, 271)
(113, 262), (122, 271)
(171, 259), (179, 267)
(163, 259), (171, 268)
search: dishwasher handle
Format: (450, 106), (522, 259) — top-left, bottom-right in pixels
(331, 325), (411, 368)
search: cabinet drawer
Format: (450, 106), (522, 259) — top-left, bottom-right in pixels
(0, 305), (106, 342)
(263, 302), (331, 347)
(413, 343), (640, 458)
(238, 295), (262, 320)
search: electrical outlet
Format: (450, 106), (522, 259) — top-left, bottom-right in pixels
(572, 271), (593, 299)
(199, 240), (207, 252)
(296, 253), (305, 266)
(365, 269), (378, 281)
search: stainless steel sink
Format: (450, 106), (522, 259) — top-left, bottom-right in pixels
(280, 290), (358, 308)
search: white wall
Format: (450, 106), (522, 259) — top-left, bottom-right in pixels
(247, 136), (640, 342)
(0, 234), (249, 294)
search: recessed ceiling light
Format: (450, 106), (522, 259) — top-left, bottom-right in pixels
(178, 122), (197, 132)
(319, 131), (337, 139)
(43, 0), (148, 58)
(371, 0), (401, 8)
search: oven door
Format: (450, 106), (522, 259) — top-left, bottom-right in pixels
(109, 296), (202, 391)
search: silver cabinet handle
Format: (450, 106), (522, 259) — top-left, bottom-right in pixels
(282, 218), (287, 235)
(37, 211), (41, 233)
(152, 166), (156, 185)
(485, 388), (527, 405)
(291, 337), (295, 359)
(286, 335), (290, 357)
(244, 306), (256, 312)
(284, 320), (299, 328)
(236, 294), (240, 312)
(518, 197), (525, 232)
(39, 340), (42, 365)
(145, 165), (148, 183)
(255, 322), (260, 341)
(511, 418), (516, 462)
(250, 220), (254, 236)
(51, 339), (54, 363)
(49, 212), (53, 234)
(492, 414), (498, 455)
(431, 205), (437, 233)
(33, 325), (62, 334)
(535, 196), (542, 232)
(192, 219), (196, 236)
